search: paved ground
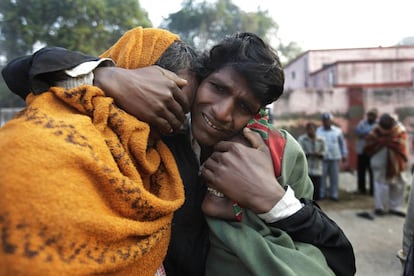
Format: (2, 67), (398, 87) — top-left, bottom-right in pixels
(318, 172), (411, 276)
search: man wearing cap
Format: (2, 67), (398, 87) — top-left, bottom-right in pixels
(316, 113), (348, 201)
(354, 108), (378, 195)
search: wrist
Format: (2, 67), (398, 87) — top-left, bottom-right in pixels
(93, 67), (120, 98)
(252, 185), (286, 214)
(93, 67), (109, 89)
(51, 58), (115, 91)
(257, 186), (302, 223)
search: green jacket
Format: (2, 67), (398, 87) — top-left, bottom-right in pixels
(205, 129), (335, 276)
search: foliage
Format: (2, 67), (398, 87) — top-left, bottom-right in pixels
(161, 0), (302, 63)
(277, 41), (303, 65)
(0, 0), (151, 62)
(161, 0), (276, 47)
(0, 0), (152, 107)
(0, 0), (304, 107)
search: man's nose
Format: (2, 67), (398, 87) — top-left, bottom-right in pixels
(212, 99), (233, 123)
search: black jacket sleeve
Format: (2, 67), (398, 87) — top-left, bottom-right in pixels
(271, 199), (356, 276)
(1, 47), (99, 100)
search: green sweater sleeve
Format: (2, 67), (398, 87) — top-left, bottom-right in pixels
(277, 129), (314, 199)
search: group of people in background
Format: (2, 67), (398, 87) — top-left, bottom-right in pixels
(354, 108), (378, 196)
(297, 113), (348, 202)
(299, 109), (409, 214)
(299, 109), (413, 274)
(298, 112), (348, 202)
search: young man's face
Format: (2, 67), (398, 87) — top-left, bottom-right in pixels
(190, 66), (261, 147)
(367, 112), (377, 124)
(306, 124), (316, 138)
(322, 118), (332, 129)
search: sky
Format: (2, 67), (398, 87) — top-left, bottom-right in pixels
(139, 0), (413, 51)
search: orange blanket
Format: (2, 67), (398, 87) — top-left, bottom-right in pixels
(0, 27), (184, 275)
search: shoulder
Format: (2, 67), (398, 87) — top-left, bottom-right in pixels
(297, 134), (307, 141)
(332, 125), (343, 133)
(355, 120), (366, 128)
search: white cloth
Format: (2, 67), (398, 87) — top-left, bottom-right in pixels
(371, 148), (407, 211)
(258, 186), (303, 223)
(54, 59), (114, 89)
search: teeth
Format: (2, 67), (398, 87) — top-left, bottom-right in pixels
(203, 114), (220, 130)
(207, 187), (225, 198)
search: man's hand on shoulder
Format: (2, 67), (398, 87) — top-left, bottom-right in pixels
(94, 66), (190, 135)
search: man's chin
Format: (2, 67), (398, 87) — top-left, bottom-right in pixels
(195, 134), (219, 148)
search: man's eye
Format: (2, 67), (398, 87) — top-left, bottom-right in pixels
(211, 82), (225, 93)
(239, 102), (253, 114)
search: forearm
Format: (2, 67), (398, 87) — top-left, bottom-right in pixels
(93, 66), (128, 100)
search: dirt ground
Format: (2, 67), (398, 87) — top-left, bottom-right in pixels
(316, 172), (411, 276)
(317, 189), (374, 211)
(317, 171), (411, 212)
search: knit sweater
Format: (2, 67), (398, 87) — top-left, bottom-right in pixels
(0, 27), (185, 276)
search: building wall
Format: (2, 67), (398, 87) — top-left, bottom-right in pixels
(284, 46), (414, 90)
(307, 47), (414, 72)
(311, 60), (414, 88)
(284, 55), (309, 92)
(272, 88), (349, 116)
(271, 87), (414, 170)
(281, 46), (414, 171)
(310, 65), (336, 89)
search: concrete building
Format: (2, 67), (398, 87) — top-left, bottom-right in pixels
(284, 46), (414, 91)
(273, 46), (414, 169)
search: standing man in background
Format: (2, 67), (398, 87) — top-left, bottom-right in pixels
(364, 113), (408, 217)
(317, 113), (348, 201)
(354, 108), (378, 195)
(298, 122), (326, 200)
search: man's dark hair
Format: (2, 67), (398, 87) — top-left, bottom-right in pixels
(306, 122), (316, 129)
(193, 32), (284, 106)
(155, 40), (198, 74)
(379, 113), (396, 130)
